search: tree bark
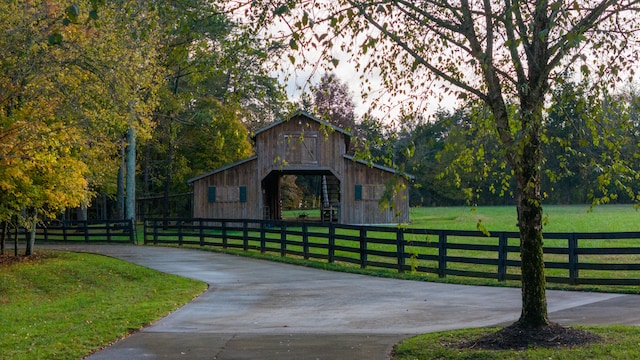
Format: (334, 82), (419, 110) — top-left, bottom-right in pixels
(24, 208), (37, 256)
(117, 137), (126, 220)
(515, 109), (549, 327)
(125, 127), (136, 223)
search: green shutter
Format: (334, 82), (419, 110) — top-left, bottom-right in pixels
(355, 184), (362, 201)
(208, 186), (216, 202)
(239, 186), (247, 203)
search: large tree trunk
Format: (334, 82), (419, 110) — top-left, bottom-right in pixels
(515, 108), (549, 327)
(125, 127), (136, 224)
(163, 130), (175, 224)
(117, 137), (126, 220)
(24, 208), (37, 256)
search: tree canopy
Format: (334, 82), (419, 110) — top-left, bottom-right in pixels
(244, 0), (640, 328)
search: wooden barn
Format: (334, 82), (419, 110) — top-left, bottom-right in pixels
(187, 111), (411, 224)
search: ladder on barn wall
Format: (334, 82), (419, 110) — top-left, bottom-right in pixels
(321, 175), (339, 223)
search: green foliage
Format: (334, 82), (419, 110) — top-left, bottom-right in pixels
(0, 0), (164, 229)
(139, 2), (286, 200)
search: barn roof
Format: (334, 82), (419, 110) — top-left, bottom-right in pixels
(343, 155), (415, 180)
(252, 110), (352, 139)
(186, 156), (258, 184)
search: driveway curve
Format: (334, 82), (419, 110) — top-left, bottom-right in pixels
(45, 245), (640, 360)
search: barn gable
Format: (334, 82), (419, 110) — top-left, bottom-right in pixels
(188, 111), (410, 224)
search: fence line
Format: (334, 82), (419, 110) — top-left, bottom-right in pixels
(142, 218), (640, 286)
(33, 219), (135, 243)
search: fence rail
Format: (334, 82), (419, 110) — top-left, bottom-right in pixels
(143, 218), (640, 286)
(33, 219), (135, 243)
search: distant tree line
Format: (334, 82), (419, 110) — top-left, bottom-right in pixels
(358, 80), (640, 207)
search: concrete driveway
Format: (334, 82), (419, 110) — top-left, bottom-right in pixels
(45, 245), (640, 360)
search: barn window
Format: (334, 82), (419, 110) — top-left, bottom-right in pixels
(239, 186), (247, 203)
(208, 186), (216, 202)
(355, 184), (362, 201)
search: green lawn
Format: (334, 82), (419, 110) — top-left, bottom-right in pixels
(0, 251), (206, 360)
(409, 204), (640, 232)
(392, 326), (640, 360)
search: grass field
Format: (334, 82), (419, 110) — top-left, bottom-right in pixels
(0, 251), (206, 359)
(409, 204), (640, 232)
(283, 204), (640, 232)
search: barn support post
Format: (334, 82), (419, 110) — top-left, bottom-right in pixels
(438, 231), (447, 278)
(498, 232), (508, 281)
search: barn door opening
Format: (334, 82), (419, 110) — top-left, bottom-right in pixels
(261, 172), (281, 220)
(262, 170), (340, 222)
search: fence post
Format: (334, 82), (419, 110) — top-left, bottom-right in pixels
(128, 219), (135, 244)
(199, 219), (204, 246)
(221, 221), (227, 248)
(568, 233), (579, 285)
(243, 221), (249, 251)
(63, 221), (68, 242)
(153, 219), (159, 245)
(359, 227), (367, 269)
(438, 231), (447, 278)
(280, 222), (287, 257)
(260, 221), (266, 254)
(302, 222), (309, 260)
(142, 220), (146, 244)
(178, 220), (183, 246)
(497, 232), (508, 281)
(396, 228), (405, 273)
(83, 221), (89, 243)
(328, 222), (335, 263)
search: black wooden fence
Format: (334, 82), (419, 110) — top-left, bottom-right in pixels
(33, 219), (135, 243)
(143, 218), (640, 287)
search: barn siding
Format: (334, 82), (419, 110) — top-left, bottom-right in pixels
(192, 159), (260, 219)
(190, 111), (410, 224)
(342, 160), (410, 224)
(257, 114), (346, 179)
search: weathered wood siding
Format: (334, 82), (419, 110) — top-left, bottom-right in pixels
(190, 111), (411, 224)
(192, 159), (260, 219)
(256, 114), (347, 180)
(342, 159), (410, 224)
